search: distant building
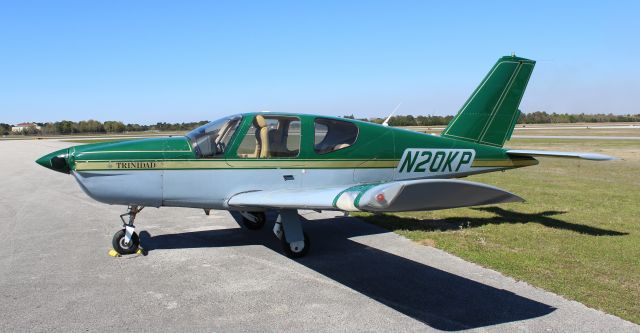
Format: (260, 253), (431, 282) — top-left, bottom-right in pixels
(12, 122), (41, 132)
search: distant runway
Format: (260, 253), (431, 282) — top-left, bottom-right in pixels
(512, 135), (640, 140)
(1, 139), (637, 332)
(515, 124), (640, 130)
(400, 123), (640, 132)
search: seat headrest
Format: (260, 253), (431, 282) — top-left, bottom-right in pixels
(254, 115), (267, 128)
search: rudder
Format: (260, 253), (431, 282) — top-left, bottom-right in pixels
(441, 55), (535, 147)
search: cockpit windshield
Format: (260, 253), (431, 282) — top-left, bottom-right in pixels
(186, 115), (242, 158)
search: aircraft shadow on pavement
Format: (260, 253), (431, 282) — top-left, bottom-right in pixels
(357, 206), (628, 236)
(140, 215), (556, 331)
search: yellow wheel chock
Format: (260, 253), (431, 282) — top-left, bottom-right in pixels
(108, 246), (147, 258)
(136, 247), (148, 256)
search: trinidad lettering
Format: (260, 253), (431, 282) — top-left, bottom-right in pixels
(396, 149), (475, 176)
(115, 161), (157, 169)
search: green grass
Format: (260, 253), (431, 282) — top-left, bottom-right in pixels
(356, 138), (640, 323)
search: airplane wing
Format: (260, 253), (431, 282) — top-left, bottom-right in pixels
(226, 179), (523, 212)
(506, 149), (616, 161)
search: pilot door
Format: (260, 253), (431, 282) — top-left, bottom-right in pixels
(226, 114), (304, 192)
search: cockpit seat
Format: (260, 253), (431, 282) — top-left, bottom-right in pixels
(254, 115), (269, 158)
(268, 128), (285, 157)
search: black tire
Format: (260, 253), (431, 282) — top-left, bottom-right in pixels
(281, 232), (310, 258)
(242, 212), (266, 230)
(112, 229), (140, 255)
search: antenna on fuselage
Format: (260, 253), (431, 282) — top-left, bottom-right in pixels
(382, 102), (402, 127)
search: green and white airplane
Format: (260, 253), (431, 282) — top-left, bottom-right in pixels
(36, 55), (614, 258)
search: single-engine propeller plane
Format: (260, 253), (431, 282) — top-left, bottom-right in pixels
(36, 55), (615, 257)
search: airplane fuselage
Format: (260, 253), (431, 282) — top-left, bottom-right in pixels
(39, 112), (537, 211)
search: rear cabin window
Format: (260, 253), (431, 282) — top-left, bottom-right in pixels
(314, 118), (358, 154)
(236, 115), (301, 158)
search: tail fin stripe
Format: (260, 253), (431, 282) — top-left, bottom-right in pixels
(483, 62), (535, 146)
(498, 63), (534, 144)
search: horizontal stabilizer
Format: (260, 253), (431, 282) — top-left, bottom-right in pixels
(506, 149), (616, 161)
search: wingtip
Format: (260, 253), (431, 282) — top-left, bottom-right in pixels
(582, 153), (618, 161)
(506, 194), (526, 203)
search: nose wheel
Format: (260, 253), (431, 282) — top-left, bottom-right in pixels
(112, 229), (140, 254)
(111, 205), (144, 255)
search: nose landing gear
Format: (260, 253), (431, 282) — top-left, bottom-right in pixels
(112, 205), (144, 255)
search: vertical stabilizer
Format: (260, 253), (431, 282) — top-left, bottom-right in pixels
(441, 56), (535, 147)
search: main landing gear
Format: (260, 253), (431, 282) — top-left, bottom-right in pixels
(273, 210), (310, 258)
(112, 205), (144, 255)
(237, 210), (310, 258)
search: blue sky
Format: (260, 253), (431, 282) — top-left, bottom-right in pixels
(1, 1), (638, 124)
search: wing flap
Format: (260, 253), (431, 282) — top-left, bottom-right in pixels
(506, 149), (616, 161)
(227, 187), (346, 210)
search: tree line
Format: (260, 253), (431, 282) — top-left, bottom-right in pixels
(345, 111), (640, 126)
(2, 111), (639, 136)
(0, 120), (209, 136)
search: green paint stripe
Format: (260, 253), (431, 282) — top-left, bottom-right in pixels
(76, 158), (400, 162)
(331, 183), (379, 208)
(77, 167), (398, 172)
(331, 189), (349, 208)
(75, 157), (513, 162)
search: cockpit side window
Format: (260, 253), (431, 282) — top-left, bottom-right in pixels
(314, 118), (358, 154)
(186, 115), (242, 158)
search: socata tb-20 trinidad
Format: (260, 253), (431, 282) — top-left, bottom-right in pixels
(36, 55), (614, 258)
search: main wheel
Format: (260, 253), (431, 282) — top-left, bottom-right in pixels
(242, 212), (266, 230)
(281, 232), (310, 258)
(112, 229), (140, 255)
